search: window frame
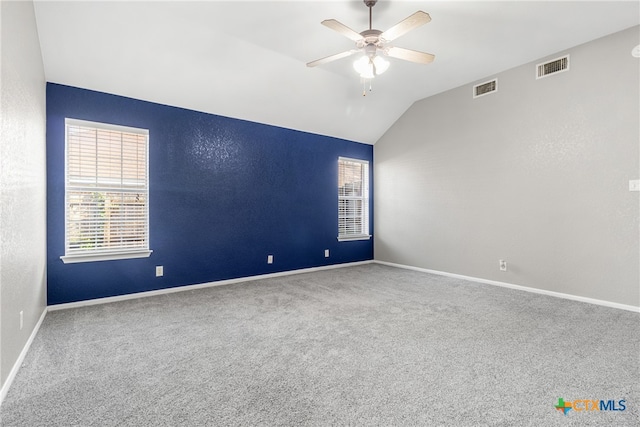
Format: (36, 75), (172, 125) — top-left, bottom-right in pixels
(337, 156), (371, 242)
(60, 118), (152, 263)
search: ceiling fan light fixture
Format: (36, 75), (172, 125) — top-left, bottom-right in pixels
(353, 55), (389, 79)
(373, 55), (389, 74)
(353, 56), (374, 78)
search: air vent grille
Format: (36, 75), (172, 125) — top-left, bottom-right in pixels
(473, 79), (497, 98)
(537, 55), (569, 79)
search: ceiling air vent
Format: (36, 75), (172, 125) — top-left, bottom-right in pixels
(473, 79), (497, 98)
(536, 55), (569, 79)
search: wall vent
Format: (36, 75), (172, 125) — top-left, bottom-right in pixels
(536, 55), (569, 79)
(473, 79), (497, 98)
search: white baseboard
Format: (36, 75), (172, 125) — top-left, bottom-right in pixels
(374, 260), (640, 313)
(0, 307), (47, 406)
(48, 260), (374, 311)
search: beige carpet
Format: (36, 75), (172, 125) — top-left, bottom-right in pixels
(1, 264), (638, 426)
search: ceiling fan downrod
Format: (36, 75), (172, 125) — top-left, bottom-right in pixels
(364, 0), (377, 30)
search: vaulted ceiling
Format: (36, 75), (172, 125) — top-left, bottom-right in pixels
(33, 1), (639, 144)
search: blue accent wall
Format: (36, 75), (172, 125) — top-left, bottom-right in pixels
(46, 83), (373, 305)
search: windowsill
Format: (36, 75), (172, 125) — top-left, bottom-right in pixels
(337, 235), (371, 242)
(61, 250), (153, 264)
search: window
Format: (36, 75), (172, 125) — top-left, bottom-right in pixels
(338, 157), (370, 241)
(61, 119), (151, 263)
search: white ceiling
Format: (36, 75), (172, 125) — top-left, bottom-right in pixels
(33, 1), (639, 144)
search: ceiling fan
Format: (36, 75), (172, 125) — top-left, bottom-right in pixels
(307, 0), (435, 80)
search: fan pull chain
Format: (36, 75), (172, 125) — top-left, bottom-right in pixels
(361, 79), (374, 96)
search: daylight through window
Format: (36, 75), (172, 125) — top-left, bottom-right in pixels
(62, 119), (151, 263)
(338, 157), (370, 241)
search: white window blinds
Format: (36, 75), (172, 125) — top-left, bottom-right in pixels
(338, 157), (370, 240)
(63, 119), (151, 263)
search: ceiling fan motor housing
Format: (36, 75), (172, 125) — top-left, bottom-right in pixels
(357, 29), (384, 50)
(363, 43), (378, 59)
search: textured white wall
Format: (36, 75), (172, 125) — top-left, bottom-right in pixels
(374, 26), (640, 307)
(0, 0), (47, 388)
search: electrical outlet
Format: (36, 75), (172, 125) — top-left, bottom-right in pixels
(20, 311), (23, 330)
(155, 266), (164, 277)
(499, 260), (507, 271)
(629, 180), (640, 192)
(324, 249), (330, 258)
(267, 255), (273, 264)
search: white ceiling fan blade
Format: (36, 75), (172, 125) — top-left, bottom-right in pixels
(321, 19), (363, 42)
(386, 47), (435, 64)
(380, 11), (431, 42)
(307, 50), (359, 68)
